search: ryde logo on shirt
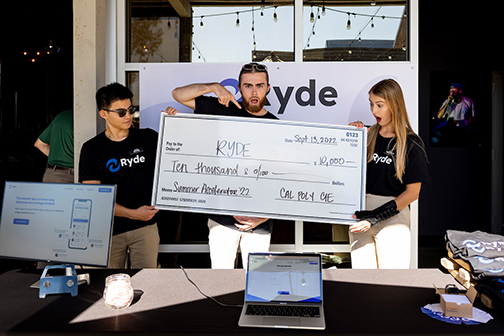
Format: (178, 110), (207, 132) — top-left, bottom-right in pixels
(106, 154), (146, 172)
(372, 152), (393, 165)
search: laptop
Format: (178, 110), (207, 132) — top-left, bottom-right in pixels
(238, 253), (325, 330)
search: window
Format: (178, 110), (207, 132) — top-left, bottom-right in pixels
(127, 1), (180, 63)
(192, 4), (294, 62)
(302, 2), (408, 62)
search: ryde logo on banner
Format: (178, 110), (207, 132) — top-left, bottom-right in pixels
(220, 78), (338, 114)
(139, 63), (418, 132)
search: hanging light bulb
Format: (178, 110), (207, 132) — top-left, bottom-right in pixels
(200, 16), (204, 30)
(273, 7), (278, 22)
(236, 12), (240, 27)
(346, 13), (351, 30)
(371, 17), (375, 28)
(167, 20), (171, 29)
(310, 5), (314, 23)
(322, 6), (326, 16)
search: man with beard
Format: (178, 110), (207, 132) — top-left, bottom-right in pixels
(431, 83), (476, 146)
(171, 63), (277, 269)
(436, 83), (475, 128)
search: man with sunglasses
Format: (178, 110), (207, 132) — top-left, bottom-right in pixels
(171, 62), (277, 269)
(79, 82), (177, 268)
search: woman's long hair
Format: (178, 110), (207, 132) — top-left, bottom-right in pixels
(366, 79), (418, 183)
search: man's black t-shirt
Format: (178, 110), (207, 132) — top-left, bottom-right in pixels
(195, 96), (278, 234)
(79, 128), (159, 235)
(366, 132), (429, 197)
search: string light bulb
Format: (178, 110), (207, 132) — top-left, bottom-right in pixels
(310, 6), (315, 23)
(167, 20), (171, 29)
(200, 16), (204, 30)
(346, 12), (351, 30)
(322, 5), (326, 16)
(236, 12), (240, 27)
(273, 6), (278, 22)
(371, 17), (375, 28)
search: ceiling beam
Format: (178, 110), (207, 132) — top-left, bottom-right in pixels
(169, 0), (191, 17)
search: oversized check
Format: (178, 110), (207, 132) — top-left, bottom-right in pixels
(152, 114), (367, 224)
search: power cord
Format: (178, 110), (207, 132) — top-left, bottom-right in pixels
(180, 266), (243, 308)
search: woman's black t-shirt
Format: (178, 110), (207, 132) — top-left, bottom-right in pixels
(366, 132), (429, 197)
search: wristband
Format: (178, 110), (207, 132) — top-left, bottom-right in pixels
(354, 200), (399, 227)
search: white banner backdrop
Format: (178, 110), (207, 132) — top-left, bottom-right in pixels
(139, 63), (418, 131)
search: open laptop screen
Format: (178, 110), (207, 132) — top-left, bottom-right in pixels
(245, 253), (322, 303)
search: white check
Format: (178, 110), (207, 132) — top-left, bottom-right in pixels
(152, 114), (367, 224)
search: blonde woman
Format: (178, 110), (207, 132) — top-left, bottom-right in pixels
(349, 79), (429, 269)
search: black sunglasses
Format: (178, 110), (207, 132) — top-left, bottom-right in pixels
(104, 105), (136, 118)
(242, 63), (268, 72)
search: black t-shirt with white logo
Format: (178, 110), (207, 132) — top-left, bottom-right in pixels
(195, 96), (278, 234)
(79, 128), (159, 235)
(366, 132), (429, 197)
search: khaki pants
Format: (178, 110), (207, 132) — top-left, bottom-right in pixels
(208, 219), (271, 269)
(42, 166), (74, 183)
(349, 194), (410, 269)
(109, 223), (160, 269)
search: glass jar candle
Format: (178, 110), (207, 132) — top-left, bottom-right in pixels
(103, 273), (134, 309)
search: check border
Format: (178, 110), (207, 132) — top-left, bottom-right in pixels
(152, 113), (367, 224)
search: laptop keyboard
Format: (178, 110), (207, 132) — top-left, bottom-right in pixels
(246, 304), (320, 317)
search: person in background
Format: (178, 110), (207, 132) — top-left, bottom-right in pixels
(349, 79), (429, 269)
(170, 62), (277, 269)
(431, 83), (476, 146)
(436, 83), (475, 128)
(34, 109), (74, 183)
